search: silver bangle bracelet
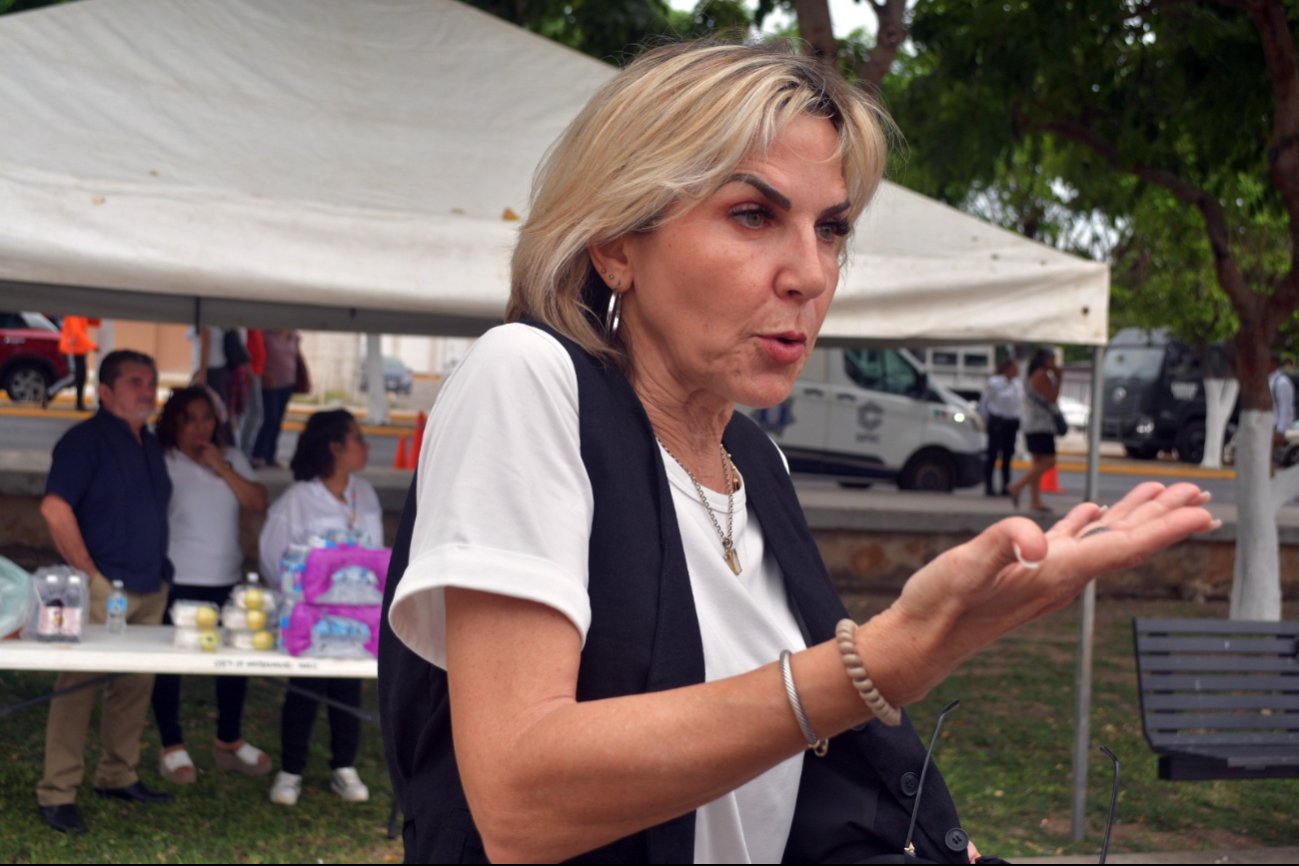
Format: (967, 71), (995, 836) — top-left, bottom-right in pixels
(835, 618), (902, 727)
(779, 650), (828, 757)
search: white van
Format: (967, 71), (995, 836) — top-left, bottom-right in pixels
(746, 347), (986, 491)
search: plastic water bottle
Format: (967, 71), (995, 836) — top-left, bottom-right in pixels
(36, 573), (64, 641)
(61, 574), (84, 639)
(106, 580), (128, 635)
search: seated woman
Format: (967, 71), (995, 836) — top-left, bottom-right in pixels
(380, 42), (1215, 864)
(259, 409), (383, 807)
(151, 386), (270, 784)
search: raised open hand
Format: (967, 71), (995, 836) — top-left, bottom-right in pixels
(880, 482), (1217, 703)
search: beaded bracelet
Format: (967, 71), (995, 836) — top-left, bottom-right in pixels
(779, 650), (828, 756)
(834, 619), (902, 727)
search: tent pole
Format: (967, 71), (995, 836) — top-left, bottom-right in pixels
(1070, 344), (1105, 841)
(365, 334), (388, 425)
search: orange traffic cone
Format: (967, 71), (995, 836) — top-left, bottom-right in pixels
(393, 434), (409, 470)
(1041, 466), (1062, 493)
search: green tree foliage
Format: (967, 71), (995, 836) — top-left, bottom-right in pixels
(886, 0), (1296, 396)
(465, 0), (752, 62)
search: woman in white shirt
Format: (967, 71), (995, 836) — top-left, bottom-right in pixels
(151, 386), (270, 785)
(380, 42), (1216, 865)
(259, 409), (382, 807)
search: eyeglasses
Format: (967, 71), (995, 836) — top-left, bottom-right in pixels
(902, 702), (1122, 864)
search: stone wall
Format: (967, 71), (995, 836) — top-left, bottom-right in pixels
(813, 528), (1297, 603)
(4, 487), (1295, 603)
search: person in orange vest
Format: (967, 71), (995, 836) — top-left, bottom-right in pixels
(58, 316), (99, 411)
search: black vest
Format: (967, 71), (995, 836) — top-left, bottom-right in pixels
(378, 326), (968, 863)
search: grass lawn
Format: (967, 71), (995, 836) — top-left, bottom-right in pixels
(2, 596), (1297, 862)
(843, 594), (1299, 860)
(0, 673), (402, 864)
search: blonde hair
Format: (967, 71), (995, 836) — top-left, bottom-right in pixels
(507, 40), (893, 365)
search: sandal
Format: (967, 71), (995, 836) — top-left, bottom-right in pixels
(159, 746), (197, 785)
(214, 739), (272, 777)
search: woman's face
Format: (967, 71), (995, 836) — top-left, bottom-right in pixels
(611, 114), (849, 411)
(330, 422), (369, 476)
(177, 397), (216, 452)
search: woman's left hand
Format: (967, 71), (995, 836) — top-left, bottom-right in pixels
(195, 441), (228, 474)
(878, 482), (1217, 703)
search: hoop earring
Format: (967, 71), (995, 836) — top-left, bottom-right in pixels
(605, 291), (622, 339)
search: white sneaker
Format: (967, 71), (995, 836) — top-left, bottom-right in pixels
(330, 766), (369, 802)
(269, 771), (302, 806)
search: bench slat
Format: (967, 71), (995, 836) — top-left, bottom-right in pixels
(1136, 655), (1299, 673)
(1142, 693), (1299, 710)
(1147, 731), (1299, 747)
(1137, 619), (1299, 637)
(1141, 673), (1299, 691)
(1138, 636), (1299, 654)
(1145, 712), (1299, 730)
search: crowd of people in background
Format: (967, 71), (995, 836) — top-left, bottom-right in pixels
(34, 349), (374, 835)
(188, 326), (302, 468)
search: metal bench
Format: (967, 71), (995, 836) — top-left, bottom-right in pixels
(1132, 617), (1299, 781)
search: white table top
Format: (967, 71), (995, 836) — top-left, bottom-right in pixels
(0, 625), (377, 678)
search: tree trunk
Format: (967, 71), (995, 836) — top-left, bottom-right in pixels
(853, 0), (909, 91)
(1231, 411), (1283, 619)
(1201, 378), (1239, 470)
(792, 0), (836, 66)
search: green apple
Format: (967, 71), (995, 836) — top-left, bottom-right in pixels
(197, 629), (220, 652)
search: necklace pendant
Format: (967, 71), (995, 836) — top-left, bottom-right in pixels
(724, 544), (742, 576)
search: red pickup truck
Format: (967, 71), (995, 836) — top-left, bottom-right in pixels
(1, 312), (69, 403)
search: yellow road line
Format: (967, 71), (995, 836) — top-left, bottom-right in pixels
(1, 405), (413, 438)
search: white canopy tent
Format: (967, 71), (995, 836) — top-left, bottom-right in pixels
(0, 0), (1108, 344)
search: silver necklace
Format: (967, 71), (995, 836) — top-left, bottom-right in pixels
(659, 440), (742, 575)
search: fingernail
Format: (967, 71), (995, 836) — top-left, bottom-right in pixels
(1013, 542), (1044, 570)
(1097, 504), (1109, 513)
(1208, 519), (1223, 531)
(1199, 491), (1213, 504)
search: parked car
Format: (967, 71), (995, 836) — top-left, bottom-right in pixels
(358, 355), (413, 395)
(745, 346), (985, 492)
(1100, 328), (1234, 463)
(0, 312), (68, 403)
(1057, 395), (1090, 434)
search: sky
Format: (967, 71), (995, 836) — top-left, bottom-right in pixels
(670, 0), (880, 39)
(787, 0), (878, 38)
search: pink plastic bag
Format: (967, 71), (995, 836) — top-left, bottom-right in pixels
(300, 546), (391, 606)
(282, 602), (382, 658)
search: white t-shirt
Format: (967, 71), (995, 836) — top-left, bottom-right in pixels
(979, 374), (1022, 421)
(258, 475), (385, 579)
(388, 323), (806, 865)
(187, 325), (226, 372)
(166, 447), (257, 587)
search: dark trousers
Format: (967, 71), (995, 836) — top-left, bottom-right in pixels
(280, 677), (362, 774)
(253, 386), (293, 464)
(151, 583), (249, 747)
(71, 354), (87, 409)
(985, 415), (1020, 494)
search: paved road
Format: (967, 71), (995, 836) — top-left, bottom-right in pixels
(1, 407), (1241, 505)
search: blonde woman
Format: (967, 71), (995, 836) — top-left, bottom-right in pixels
(380, 42), (1214, 864)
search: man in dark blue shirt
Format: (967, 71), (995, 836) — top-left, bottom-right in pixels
(36, 350), (174, 835)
